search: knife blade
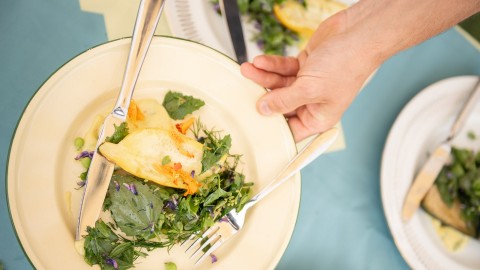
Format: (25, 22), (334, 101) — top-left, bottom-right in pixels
(219, 0), (248, 63)
(75, 118), (117, 240)
(402, 77), (480, 222)
(75, 0), (166, 240)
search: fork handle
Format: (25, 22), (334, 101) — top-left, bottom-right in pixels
(248, 128), (339, 206)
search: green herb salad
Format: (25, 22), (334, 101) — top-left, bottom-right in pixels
(74, 91), (253, 269)
(423, 147), (480, 237)
(210, 0), (347, 55)
(211, 0), (299, 55)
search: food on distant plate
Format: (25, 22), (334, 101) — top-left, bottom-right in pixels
(212, 0), (347, 55)
(74, 91), (253, 269)
(422, 147), (480, 244)
(273, 0), (346, 37)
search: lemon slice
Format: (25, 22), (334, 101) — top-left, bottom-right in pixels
(274, 0), (347, 36)
(99, 128), (203, 195)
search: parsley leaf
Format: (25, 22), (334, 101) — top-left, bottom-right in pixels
(162, 91), (205, 120)
(204, 188), (230, 206)
(83, 220), (136, 270)
(105, 122), (129, 144)
(201, 132), (231, 173)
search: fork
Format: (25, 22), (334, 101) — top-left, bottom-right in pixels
(184, 127), (339, 264)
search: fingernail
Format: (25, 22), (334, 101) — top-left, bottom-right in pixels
(259, 101), (272, 116)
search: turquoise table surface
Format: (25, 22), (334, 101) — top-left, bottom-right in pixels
(2, 1), (480, 270)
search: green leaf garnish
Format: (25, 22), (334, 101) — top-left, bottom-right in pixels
(108, 174), (163, 239)
(201, 132), (231, 173)
(162, 91), (205, 120)
(106, 122), (129, 144)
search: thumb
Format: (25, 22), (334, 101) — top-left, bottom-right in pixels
(257, 84), (312, 116)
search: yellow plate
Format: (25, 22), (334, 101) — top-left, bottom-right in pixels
(7, 37), (299, 270)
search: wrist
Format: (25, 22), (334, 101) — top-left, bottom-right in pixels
(344, 0), (480, 64)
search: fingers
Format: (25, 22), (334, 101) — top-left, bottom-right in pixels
(256, 76), (321, 116)
(287, 104), (342, 142)
(240, 62), (296, 89)
(251, 55), (299, 76)
(288, 116), (334, 142)
(255, 75), (344, 141)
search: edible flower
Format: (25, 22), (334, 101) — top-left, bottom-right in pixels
(127, 99), (145, 122)
(210, 254), (218, 263)
(123, 183), (138, 195)
(173, 162), (182, 171)
(77, 181), (86, 188)
(142, 222), (155, 233)
(75, 151), (94, 160)
(164, 195), (178, 211)
(114, 181), (120, 191)
(175, 117), (195, 134)
(105, 257), (118, 269)
(219, 216), (229, 223)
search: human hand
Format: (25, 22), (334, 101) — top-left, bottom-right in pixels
(241, 0), (480, 142)
(240, 12), (381, 142)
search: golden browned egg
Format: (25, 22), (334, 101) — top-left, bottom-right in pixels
(92, 97), (204, 195)
(126, 98), (172, 132)
(99, 128), (203, 195)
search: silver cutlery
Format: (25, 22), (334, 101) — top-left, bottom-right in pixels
(219, 0), (248, 63)
(75, 0), (166, 240)
(184, 128), (339, 264)
(402, 77), (480, 222)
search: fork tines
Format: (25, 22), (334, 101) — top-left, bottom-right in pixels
(183, 225), (223, 264)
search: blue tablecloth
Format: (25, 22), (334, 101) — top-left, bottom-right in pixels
(1, 1), (480, 269)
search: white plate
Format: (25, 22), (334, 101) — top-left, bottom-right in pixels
(164, 0), (356, 61)
(7, 36), (299, 270)
(381, 76), (480, 270)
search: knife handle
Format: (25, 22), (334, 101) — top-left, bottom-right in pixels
(112, 0), (166, 120)
(248, 128), (338, 205)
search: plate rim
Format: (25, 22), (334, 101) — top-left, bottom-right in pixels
(6, 35), (299, 269)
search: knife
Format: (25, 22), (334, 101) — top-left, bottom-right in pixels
(402, 77), (480, 222)
(219, 0), (248, 63)
(75, 0), (166, 240)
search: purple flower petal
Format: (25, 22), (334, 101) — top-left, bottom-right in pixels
(214, 3), (220, 13)
(219, 216), (229, 223)
(190, 170), (195, 178)
(75, 151), (94, 160)
(210, 253), (218, 263)
(141, 222), (155, 233)
(77, 181), (86, 188)
(123, 183), (138, 195)
(163, 195), (179, 211)
(105, 257), (118, 269)
(207, 207), (214, 218)
(114, 181), (120, 191)
(164, 202), (173, 210)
